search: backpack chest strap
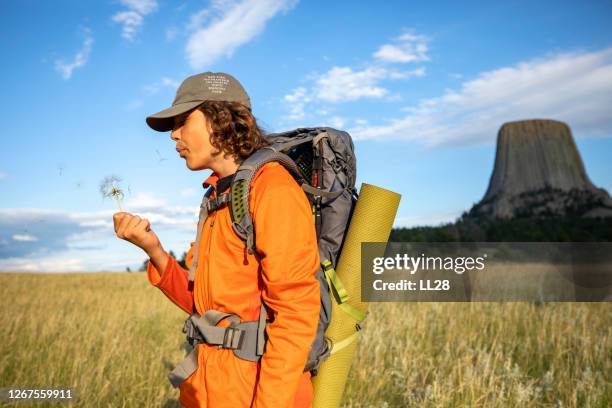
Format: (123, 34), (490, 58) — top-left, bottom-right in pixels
(205, 191), (231, 212)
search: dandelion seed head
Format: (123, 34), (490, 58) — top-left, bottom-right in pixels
(100, 175), (127, 211)
(100, 175), (124, 199)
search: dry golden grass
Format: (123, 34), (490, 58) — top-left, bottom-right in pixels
(1, 272), (610, 407)
(0, 272), (186, 407)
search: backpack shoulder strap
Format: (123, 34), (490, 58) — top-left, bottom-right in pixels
(230, 146), (305, 254)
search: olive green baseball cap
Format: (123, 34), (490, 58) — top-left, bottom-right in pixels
(146, 72), (251, 132)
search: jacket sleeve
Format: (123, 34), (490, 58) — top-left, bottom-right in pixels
(250, 168), (321, 408)
(146, 241), (196, 315)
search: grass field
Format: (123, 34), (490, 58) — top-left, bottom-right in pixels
(1, 272), (610, 407)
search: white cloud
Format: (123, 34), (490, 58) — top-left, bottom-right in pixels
(316, 66), (389, 102)
(143, 77), (179, 95)
(55, 36), (93, 80)
(283, 87), (312, 120)
(180, 188), (198, 198)
(314, 66), (425, 103)
(0, 196), (202, 271)
(187, 9), (211, 32)
(113, 12), (144, 41)
(326, 116), (345, 128)
(282, 66), (424, 121)
(351, 47), (612, 146)
(0, 197), (198, 261)
(161, 77), (179, 88)
(112, 0), (158, 42)
(120, 0), (157, 14)
(374, 32), (430, 63)
(0, 256), (86, 273)
(0, 252), (157, 273)
(186, 0), (298, 69)
(281, 30), (429, 121)
(78, 219), (113, 229)
(129, 211), (196, 227)
(12, 234), (38, 242)
(125, 191), (167, 210)
(134, 77), (179, 110)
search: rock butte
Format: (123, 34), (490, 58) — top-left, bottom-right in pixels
(470, 119), (612, 219)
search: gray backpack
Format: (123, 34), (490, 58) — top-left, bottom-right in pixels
(168, 127), (358, 388)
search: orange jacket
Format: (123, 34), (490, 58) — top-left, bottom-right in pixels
(147, 161), (321, 408)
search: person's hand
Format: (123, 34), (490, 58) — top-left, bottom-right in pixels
(113, 212), (161, 255)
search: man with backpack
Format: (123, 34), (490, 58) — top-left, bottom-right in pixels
(113, 72), (322, 407)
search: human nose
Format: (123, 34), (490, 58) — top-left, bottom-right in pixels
(170, 127), (180, 141)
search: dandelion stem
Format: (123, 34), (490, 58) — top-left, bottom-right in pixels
(114, 195), (124, 212)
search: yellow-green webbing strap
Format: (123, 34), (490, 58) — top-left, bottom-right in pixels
(322, 259), (366, 323)
(322, 259), (364, 358)
(329, 330), (360, 356)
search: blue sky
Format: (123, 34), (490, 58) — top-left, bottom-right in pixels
(1, 0), (611, 272)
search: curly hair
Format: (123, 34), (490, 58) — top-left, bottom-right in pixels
(197, 100), (270, 163)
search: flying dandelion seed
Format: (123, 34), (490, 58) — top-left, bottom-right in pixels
(156, 149), (168, 164)
(100, 175), (126, 212)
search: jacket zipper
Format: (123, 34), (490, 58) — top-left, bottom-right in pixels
(205, 211), (216, 311)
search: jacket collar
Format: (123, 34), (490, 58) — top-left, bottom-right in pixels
(202, 172), (234, 193)
(202, 172), (219, 189)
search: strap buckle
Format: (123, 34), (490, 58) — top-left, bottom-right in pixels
(205, 198), (216, 212)
(222, 327), (244, 349)
(183, 317), (196, 347)
(206, 192), (232, 213)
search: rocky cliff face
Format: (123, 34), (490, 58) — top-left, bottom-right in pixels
(469, 119), (612, 219)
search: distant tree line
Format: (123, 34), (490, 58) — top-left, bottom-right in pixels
(391, 215), (612, 242)
(469, 187), (612, 219)
(125, 250), (188, 272)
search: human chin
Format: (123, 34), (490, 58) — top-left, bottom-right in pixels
(182, 154), (196, 170)
(185, 159), (200, 171)
(185, 156), (209, 171)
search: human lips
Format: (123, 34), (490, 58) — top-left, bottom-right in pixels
(176, 146), (187, 155)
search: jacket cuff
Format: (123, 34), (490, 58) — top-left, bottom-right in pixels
(146, 255), (173, 287)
